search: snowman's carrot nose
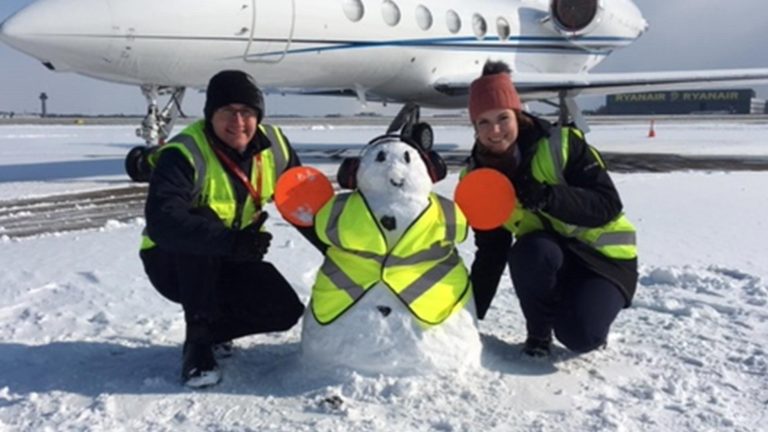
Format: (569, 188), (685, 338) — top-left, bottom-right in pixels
(275, 166), (335, 227)
(454, 168), (516, 230)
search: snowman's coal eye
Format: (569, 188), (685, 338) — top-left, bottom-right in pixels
(404, 151), (411, 163)
(376, 150), (386, 162)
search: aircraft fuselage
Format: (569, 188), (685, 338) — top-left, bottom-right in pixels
(0, 0), (647, 107)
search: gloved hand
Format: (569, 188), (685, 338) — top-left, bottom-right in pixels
(232, 212), (272, 261)
(513, 172), (551, 212)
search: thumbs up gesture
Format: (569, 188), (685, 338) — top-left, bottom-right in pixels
(232, 211), (272, 261)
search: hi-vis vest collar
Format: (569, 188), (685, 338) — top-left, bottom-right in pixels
(140, 120), (290, 250)
(155, 121), (289, 204)
(461, 126), (637, 260)
(311, 192), (472, 326)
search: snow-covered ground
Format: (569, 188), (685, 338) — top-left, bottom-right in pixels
(0, 121), (766, 431)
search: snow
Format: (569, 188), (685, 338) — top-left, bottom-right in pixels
(1, 121), (767, 431)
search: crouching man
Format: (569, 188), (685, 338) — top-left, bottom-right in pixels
(140, 70), (307, 387)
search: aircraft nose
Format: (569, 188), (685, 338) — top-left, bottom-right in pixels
(0, 0), (113, 62)
(0, 11), (17, 45)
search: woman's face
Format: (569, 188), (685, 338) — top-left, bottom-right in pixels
(474, 108), (519, 154)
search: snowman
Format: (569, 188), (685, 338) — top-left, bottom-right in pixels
(300, 135), (482, 376)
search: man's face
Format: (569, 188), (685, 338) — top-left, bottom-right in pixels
(211, 103), (259, 152)
(474, 108), (519, 154)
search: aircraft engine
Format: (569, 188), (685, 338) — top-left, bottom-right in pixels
(548, 0), (647, 39)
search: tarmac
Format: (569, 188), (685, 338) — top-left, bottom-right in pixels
(2, 114), (768, 173)
(1, 113), (767, 126)
(2, 114), (768, 239)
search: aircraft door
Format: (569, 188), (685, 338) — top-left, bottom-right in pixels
(244, 0), (295, 63)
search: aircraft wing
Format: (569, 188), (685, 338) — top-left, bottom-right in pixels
(433, 69), (768, 100)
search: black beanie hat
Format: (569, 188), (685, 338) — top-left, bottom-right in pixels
(203, 70), (265, 122)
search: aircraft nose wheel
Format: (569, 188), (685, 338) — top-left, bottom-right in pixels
(410, 122), (434, 151)
(125, 146), (153, 182)
(387, 103), (435, 151)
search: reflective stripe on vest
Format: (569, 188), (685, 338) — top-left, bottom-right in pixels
(141, 120), (290, 250)
(312, 192), (471, 326)
(261, 124), (289, 176)
(501, 127), (637, 260)
(164, 133), (207, 201)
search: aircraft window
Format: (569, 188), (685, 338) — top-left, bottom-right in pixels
(415, 5), (433, 30)
(446, 10), (461, 34)
(473, 14), (488, 39)
(497, 17), (511, 41)
(342, 0), (365, 22)
(382, 1), (401, 26)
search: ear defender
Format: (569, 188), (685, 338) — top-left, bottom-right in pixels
(336, 157), (360, 189)
(336, 134), (446, 189)
(426, 149), (447, 182)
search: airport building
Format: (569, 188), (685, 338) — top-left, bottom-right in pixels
(604, 89), (765, 115)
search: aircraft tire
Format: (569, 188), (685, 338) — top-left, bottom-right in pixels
(411, 122), (434, 151)
(125, 146), (152, 183)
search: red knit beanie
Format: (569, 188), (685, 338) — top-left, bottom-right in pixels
(468, 73), (521, 122)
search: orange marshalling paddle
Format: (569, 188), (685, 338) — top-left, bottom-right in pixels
(454, 168), (516, 230)
(275, 166), (334, 227)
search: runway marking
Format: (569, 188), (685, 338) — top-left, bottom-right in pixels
(0, 186), (147, 239)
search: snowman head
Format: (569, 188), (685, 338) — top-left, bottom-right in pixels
(354, 135), (444, 202)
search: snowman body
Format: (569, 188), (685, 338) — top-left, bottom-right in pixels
(301, 139), (482, 375)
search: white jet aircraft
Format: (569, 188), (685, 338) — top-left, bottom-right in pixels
(2, 0), (768, 180)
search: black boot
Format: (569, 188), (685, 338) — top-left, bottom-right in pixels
(522, 335), (553, 358)
(181, 319), (221, 388)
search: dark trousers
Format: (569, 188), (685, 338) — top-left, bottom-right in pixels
(508, 232), (625, 353)
(140, 246), (304, 344)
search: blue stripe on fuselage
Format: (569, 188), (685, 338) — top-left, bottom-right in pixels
(243, 35), (632, 59)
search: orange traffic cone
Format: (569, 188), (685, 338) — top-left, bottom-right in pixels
(648, 120), (656, 138)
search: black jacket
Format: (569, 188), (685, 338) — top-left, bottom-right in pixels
(145, 124), (325, 257)
(469, 115), (638, 318)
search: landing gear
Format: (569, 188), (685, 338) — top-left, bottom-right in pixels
(410, 122), (434, 151)
(125, 85), (186, 182)
(386, 102), (434, 150)
(556, 90), (590, 133)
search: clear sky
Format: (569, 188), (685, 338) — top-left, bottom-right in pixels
(1, 0), (766, 116)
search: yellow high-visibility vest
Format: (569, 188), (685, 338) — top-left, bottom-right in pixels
(312, 192), (472, 326)
(141, 120), (290, 250)
(464, 127), (637, 260)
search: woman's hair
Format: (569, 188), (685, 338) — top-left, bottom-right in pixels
(515, 110), (534, 130)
